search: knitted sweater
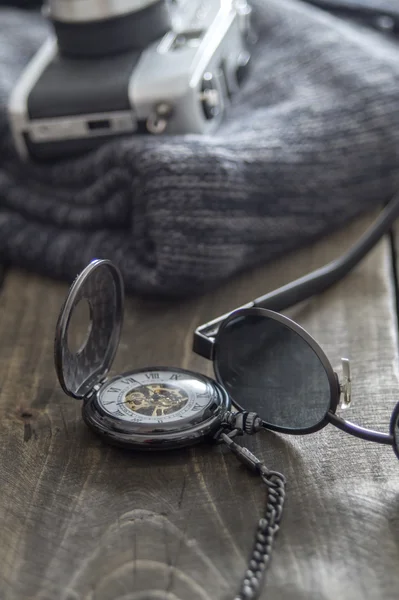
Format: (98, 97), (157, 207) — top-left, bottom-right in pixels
(1, 0), (399, 296)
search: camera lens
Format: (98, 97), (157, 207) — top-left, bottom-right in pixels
(47, 0), (172, 57)
(48, 0), (162, 23)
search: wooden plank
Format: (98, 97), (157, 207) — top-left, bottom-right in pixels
(0, 263), (5, 289)
(0, 213), (398, 600)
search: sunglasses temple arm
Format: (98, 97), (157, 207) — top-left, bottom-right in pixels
(253, 192), (399, 311)
(194, 192), (399, 360)
(328, 412), (393, 445)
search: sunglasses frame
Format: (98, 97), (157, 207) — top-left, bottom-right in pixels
(204, 305), (395, 446)
(390, 402), (399, 459)
(193, 192), (399, 449)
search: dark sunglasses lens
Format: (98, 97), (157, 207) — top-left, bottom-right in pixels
(215, 314), (333, 431)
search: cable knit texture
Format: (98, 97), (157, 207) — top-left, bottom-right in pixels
(1, 0), (399, 296)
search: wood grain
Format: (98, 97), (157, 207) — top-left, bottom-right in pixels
(1, 212), (399, 600)
(0, 263), (5, 290)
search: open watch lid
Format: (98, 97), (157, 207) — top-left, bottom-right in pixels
(54, 259), (124, 399)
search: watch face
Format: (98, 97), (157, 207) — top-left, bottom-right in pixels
(97, 368), (219, 425)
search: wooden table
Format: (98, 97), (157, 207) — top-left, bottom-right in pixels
(1, 214), (399, 600)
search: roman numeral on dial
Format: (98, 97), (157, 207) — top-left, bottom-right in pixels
(120, 377), (141, 385)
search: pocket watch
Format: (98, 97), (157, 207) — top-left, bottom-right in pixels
(54, 259), (232, 450)
(54, 259), (286, 600)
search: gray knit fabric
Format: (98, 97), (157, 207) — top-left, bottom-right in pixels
(1, 0), (399, 296)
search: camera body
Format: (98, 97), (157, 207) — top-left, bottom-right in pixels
(9, 0), (255, 161)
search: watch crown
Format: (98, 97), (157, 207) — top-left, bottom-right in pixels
(245, 412), (263, 435)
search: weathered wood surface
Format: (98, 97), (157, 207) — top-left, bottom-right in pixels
(1, 213), (399, 600)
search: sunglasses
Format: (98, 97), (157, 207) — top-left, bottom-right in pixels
(193, 191), (399, 458)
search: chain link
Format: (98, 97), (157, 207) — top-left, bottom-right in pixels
(216, 413), (286, 600)
(234, 468), (285, 600)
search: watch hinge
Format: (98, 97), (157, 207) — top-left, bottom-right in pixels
(339, 358), (352, 409)
(85, 378), (108, 399)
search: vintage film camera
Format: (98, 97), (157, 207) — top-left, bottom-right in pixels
(8, 0), (255, 161)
